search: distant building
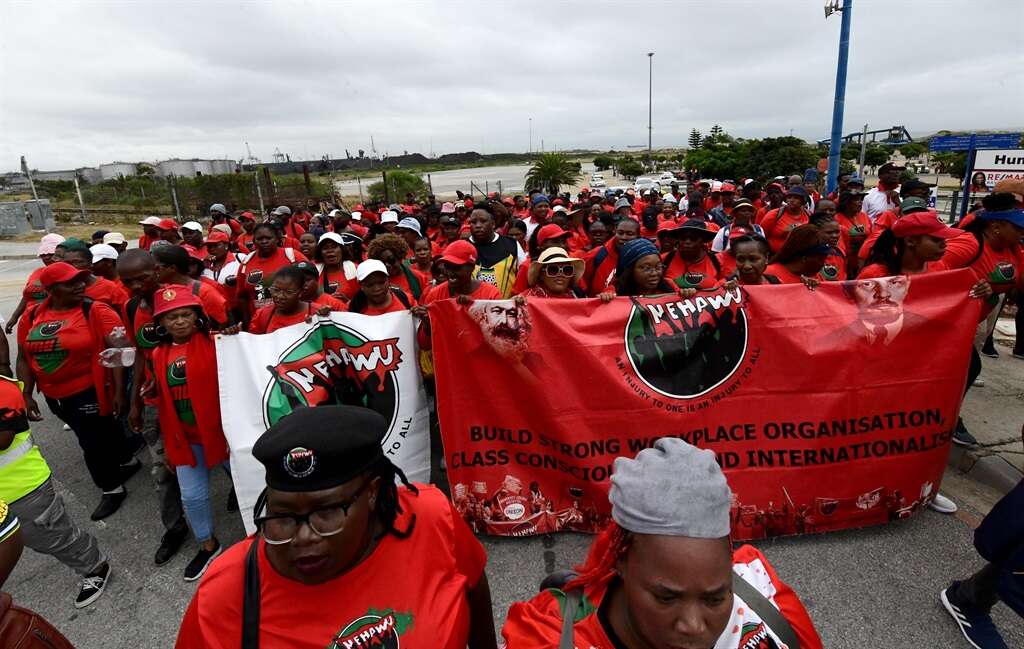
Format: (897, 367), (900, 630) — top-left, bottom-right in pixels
(99, 162), (138, 180)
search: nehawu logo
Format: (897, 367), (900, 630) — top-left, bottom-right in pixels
(263, 321), (403, 433)
(624, 288), (747, 399)
(330, 609), (413, 649)
(739, 621), (780, 649)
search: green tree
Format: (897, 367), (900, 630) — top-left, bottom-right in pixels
(932, 152), (968, 179)
(710, 124), (724, 137)
(688, 129), (702, 149)
(523, 153), (581, 194)
(367, 170), (428, 203)
(737, 137), (819, 180)
(863, 145), (891, 167)
(593, 155), (615, 171)
(897, 142), (927, 158)
(618, 159), (645, 179)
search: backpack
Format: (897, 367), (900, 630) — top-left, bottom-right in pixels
(0, 592), (75, 649)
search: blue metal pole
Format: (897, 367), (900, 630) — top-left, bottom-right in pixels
(825, 0), (853, 195)
(959, 133), (977, 222)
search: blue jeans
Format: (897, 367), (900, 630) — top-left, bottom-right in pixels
(175, 444), (227, 544)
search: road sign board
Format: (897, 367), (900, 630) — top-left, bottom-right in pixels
(929, 133), (1022, 152)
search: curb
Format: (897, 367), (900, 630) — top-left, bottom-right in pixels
(948, 445), (1023, 494)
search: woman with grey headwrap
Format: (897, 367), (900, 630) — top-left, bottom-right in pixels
(502, 438), (823, 649)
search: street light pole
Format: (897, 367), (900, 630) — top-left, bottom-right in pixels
(647, 52), (654, 166)
(825, 0), (853, 194)
(529, 117), (532, 156)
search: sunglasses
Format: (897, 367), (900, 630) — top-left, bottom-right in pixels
(543, 263), (576, 278)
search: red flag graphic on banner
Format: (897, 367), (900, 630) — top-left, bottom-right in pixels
(431, 270), (980, 540)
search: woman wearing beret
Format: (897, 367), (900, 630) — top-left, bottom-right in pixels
(149, 285), (231, 582)
(177, 405), (497, 649)
(502, 438), (823, 649)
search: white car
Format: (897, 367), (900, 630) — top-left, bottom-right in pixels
(658, 172), (677, 184)
(634, 177), (660, 193)
(590, 177), (607, 188)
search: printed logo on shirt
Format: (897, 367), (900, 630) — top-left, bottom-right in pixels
(330, 608), (413, 649)
(819, 264), (840, 281)
(989, 261), (1016, 284)
(677, 271), (705, 288)
(168, 355), (195, 425)
(26, 320), (69, 374)
(324, 281), (339, 295)
(247, 270), (264, 285)
(738, 621), (780, 649)
(624, 288), (749, 399)
(262, 322), (405, 450)
(136, 322), (160, 348)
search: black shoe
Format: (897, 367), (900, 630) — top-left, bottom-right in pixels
(120, 457), (142, 482)
(184, 539), (222, 582)
(953, 420), (979, 448)
(91, 490), (127, 521)
(154, 522), (189, 566)
(75, 563), (111, 608)
(981, 345), (999, 358)
(226, 489), (238, 513)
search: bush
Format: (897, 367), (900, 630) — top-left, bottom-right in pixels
(367, 170), (428, 203)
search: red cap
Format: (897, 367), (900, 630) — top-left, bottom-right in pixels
(891, 212), (963, 239)
(502, 197), (515, 206)
(537, 224), (570, 245)
(439, 240), (477, 266)
(153, 285), (203, 318)
(720, 183), (736, 193)
(157, 218), (179, 231)
(181, 244), (207, 262)
(39, 262), (89, 288)
(206, 231), (230, 244)
(552, 198), (565, 206)
(239, 211), (255, 221)
(728, 226), (753, 240)
(464, 198), (474, 209)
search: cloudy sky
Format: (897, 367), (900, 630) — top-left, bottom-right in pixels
(1, 0), (1021, 171)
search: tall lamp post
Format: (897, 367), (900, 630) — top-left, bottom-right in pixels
(825, 0), (853, 194)
(647, 52), (654, 167)
(528, 117), (532, 155)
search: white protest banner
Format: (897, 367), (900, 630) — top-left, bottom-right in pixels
(216, 311), (430, 533)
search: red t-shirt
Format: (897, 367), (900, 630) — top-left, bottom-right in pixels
(236, 233), (256, 254)
(21, 267), (48, 304)
(236, 248), (309, 313)
(818, 250), (848, 282)
(176, 486), (485, 649)
(759, 208), (809, 254)
(86, 276), (129, 311)
(936, 232), (1022, 287)
(312, 293), (348, 312)
(502, 544), (823, 649)
(319, 266), (359, 301)
(18, 300), (123, 399)
(836, 211), (872, 254)
(858, 210), (900, 261)
(764, 263), (805, 285)
(420, 280), (502, 305)
(248, 303), (315, 334)
(359, 295), (411, 315)
(857, 262), (941, 279)
(663, 251), (721, 289)
(387, 272), (422, 304)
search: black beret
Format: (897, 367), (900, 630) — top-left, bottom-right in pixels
(252, 405), (386, 492)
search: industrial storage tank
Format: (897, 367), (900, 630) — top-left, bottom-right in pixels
(157, 159), (198, 177)
(77, 167), (103, 184)
(211, 159), (236, 175)
(192, 160), (215, 176)
(99, 162), (138, 180)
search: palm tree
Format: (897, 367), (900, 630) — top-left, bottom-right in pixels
(524, 153), (580, 195)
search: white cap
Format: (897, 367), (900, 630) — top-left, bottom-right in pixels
(356, 259), (388, 282)
(102, 232), (126, 245)
(139, 216), (163, 226)
(328, 209), (341, 217)
(552, 206), (568, 213)
(212, 224), (232, 236)
(711, 181), (723, 192)
(351, 211), (362, 221)
(381, 210), (399, 224)
(318, 232), (344, 246)
(90, 243), (119, 263)
(182, 221), (204, 231)
(662, 194), (678, 204)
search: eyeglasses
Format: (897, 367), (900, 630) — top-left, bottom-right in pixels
(636, 263), (665, 274)
(268, 287), (300, 297)
(255, 479), (373, 545)
(543, 263), (576, 278)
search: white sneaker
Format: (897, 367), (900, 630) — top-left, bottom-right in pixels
(928, 492), (958, 514)
(972, 377), (985, 387)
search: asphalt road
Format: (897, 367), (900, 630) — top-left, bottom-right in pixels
(0, 254), (1021, 648)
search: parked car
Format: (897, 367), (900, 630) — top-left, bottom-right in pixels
(658, 172), (677, 184)
(634, 177), (660, 193)
(590, 177), (607, 188)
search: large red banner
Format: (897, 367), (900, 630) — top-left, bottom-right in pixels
(432, 270), (981, 540)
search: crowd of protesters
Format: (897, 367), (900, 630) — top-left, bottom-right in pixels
(0, 164), (1021, 649)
